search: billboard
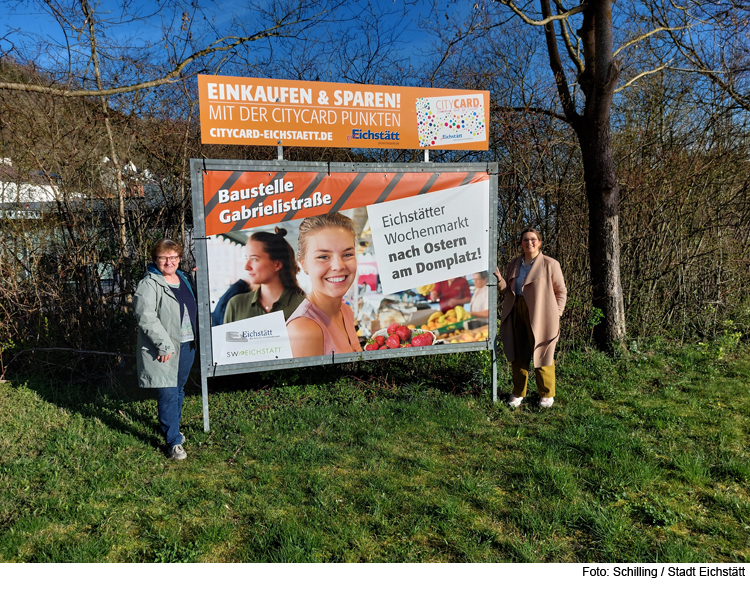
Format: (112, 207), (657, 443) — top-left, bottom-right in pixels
(192, 161), (497, 392)
(198, 75), (489, 150)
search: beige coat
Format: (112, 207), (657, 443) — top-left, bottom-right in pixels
(498, 252), (567, 368)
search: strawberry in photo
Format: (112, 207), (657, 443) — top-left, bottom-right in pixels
(411, 332), (434, 347)
(396, 325), (411, 342)
(365, 327), (434, 353)
(386, 334), (401, 349)
(410, 334), (426, 347)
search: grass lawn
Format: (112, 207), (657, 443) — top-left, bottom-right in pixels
(0, 341), (748, 562)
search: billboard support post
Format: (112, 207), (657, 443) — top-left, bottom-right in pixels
(191, 159), (499, 431)
(201, 372), (210, 432)
(492, 341), (498, 404)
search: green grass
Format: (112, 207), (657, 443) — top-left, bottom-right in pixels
(0, 343), (748, 562)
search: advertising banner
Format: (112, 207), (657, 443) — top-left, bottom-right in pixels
(198, 75), (489, 150)
(197, 163), (495, 371)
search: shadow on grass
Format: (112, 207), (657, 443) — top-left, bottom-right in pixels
(10, 350), (167, 450)
(8, 348), (496, 456)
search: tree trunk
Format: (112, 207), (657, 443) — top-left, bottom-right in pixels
(577, 122), (627, 347)
(538, 0), (627, 349)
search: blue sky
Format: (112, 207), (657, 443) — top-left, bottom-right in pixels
(1, 0), (448, 78)
(4, 2), (60, 45)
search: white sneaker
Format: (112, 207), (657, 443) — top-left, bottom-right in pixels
(179, 432), (186, 445)
(540, 397), (554, 408)
(169, 444), (187, 460)
(508, 396), (523, 408)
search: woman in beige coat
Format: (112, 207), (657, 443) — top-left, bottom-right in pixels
(496, 228), (567, 408)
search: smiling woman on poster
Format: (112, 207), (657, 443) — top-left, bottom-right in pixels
(286, 213), (362, 357)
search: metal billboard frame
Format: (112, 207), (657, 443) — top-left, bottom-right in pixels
(190, 159), (499, 432)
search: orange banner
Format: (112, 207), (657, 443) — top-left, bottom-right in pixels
(198, 75), (489, 151)
(201, 170), (490, 236)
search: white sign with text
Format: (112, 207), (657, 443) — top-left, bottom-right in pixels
(211, 311), (293, 365)
(367, 181), (489, 295)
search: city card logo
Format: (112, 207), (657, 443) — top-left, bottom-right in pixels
(416, 94), (487, 148)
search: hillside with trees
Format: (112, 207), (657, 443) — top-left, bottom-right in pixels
(2, 1), (750, 380)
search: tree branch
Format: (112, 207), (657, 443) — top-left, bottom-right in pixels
(613, 25), (691, 58)
(669, 66), (750, 111)
(540, 0), (578, 122)
(494, 104), (569, 124)
(554, 0), (584, 75)
(497, 0), (587, 27)
(0, 15), (324, 97)
(426, 16), (484, 87)
(659, 15), (750, 113)
(614, 62), (671, 94)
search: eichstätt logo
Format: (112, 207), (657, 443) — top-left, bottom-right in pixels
(347, 129), (401, 144)
(226, 331), (247, 342)
(226, 329), (275, 342)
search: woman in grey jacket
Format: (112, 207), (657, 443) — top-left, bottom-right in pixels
(134, 239), (196, 460)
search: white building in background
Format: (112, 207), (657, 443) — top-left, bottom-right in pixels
(0, 157), (58, 219)
(0, 155), (168, 287)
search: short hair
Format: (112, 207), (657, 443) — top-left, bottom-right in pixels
(475, 270), (489, 280)
(150, 238), (183, 261)
(519, 227), (542, 245)
(297, 213), (355, 262)
(248, 227), (303, 294)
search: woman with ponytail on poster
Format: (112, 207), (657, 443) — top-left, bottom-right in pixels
(286, 213), (362, 358)
(223, 228), (305, 323)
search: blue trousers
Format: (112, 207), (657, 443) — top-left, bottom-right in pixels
(155, 341), (195, 448)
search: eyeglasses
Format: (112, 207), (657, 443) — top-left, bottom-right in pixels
(156, 256), (180, 263)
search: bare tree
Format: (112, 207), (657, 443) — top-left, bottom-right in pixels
(480, 1), (631, 348)
(0, 1), (417, 374)
(0, 0), (361, 307)
(0, 0), (348, 97)
(643, 1), (750, 111)
(418, 1), (705, 348)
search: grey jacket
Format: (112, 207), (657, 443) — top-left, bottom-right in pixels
(134, 264), (195, 388)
